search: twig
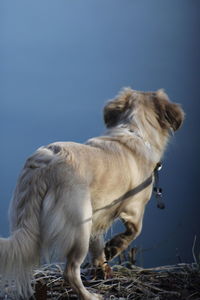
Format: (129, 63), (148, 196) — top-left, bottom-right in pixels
(192, 235), (198, 265)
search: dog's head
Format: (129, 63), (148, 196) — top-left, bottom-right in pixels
(104, 88), (184, 134)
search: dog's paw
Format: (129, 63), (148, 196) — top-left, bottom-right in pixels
(90, 292), (103, 300)
(90, 263), (113, 280)
(103, 263), (113, 279)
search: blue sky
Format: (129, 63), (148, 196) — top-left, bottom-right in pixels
(0, 0), (200, 267)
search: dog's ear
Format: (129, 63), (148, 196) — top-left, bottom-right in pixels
(104, 88), (135, 128)
(154, 90), (185, 131)
(164, 102), (185, 131)
(104, 104), (122, 128)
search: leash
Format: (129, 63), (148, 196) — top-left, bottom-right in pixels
(153, 162), (165, 209)
(83, 162), (165, 225)
(95, 162), (165, 211)
(94, 163), (165, 212)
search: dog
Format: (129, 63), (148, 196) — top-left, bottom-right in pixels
(0, 88), (184, 299)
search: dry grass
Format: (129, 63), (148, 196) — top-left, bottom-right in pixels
(32, 262), (200, 300)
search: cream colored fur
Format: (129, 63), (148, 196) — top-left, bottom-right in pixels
(0, 88), (184, 299)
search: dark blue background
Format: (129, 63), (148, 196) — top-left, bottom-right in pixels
(0, 0), (199, 267)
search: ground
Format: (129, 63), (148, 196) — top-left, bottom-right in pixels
(32, 263), (200, 300)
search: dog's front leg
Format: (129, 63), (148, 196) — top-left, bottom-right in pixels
(104, 210), (144, 261)
(89, 235), (112, 279)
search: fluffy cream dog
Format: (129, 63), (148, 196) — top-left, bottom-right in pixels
(0, 88), (184, 299)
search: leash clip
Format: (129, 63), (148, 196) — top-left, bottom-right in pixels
(156, 162), (162, 171)
(153, 187), (165, 209)
(154, 162), (165, 209)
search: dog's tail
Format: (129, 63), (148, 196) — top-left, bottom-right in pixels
(0, 149), (51, 299)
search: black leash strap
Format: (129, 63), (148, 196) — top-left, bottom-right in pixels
(82, 163), (165, 224)
(153, 162), (165, 209)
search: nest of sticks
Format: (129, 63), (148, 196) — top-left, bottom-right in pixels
(32, 262), (200, 300)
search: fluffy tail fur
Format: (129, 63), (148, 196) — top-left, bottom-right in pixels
(0, 149), (51, 299)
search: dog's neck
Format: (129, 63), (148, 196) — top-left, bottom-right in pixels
(103, 125), (169, 166)
(107, 124), (151, 150)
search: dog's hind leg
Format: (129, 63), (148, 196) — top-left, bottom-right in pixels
(64, 207), (102, 300)
(90, 235), (112, 279)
